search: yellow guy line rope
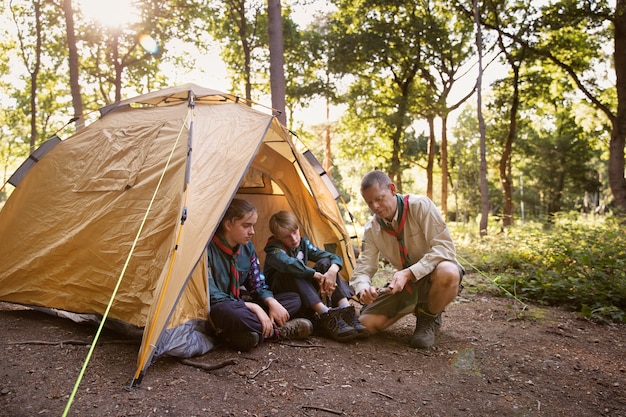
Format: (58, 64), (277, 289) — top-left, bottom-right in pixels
(62, 108), (193, 417)
(456, 253), (528, 309)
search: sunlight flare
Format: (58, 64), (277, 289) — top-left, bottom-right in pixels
(78, 0), (139, 28)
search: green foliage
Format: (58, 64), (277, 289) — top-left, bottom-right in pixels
(453, 217), (626, 323)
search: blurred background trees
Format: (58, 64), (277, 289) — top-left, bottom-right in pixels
(1, 0), (623, 322)
(0, 0), (619, 224)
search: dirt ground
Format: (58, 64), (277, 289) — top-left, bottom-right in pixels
(1, 274), (625, 417)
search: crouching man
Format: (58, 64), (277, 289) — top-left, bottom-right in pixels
(350, 170), (464, 349)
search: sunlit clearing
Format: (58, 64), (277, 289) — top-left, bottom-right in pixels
(79, 0), (139, 28)
(139, 34), (159, 55)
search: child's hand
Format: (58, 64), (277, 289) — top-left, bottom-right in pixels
(246, 302), (274, 338)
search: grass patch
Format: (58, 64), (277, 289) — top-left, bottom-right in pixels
(451, 215), (626, 324)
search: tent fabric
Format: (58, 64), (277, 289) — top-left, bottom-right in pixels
(0, 84), (355, 385)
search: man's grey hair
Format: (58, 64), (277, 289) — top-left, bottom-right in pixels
(361, 170), (392, 192)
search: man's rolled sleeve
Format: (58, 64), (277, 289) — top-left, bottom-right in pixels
(407, 196), (459, 281)
(349, 226), (380, 295)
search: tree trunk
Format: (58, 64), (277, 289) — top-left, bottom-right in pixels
(426, 115), (435, 200)
(26, 0), (43, 153)
(440, 115), (448, 218)
(62, 0), (84, 130)
(229, 0), (252, 102)
(112, 29), (122, 103)
(267, 0), (286, 125)
(390, 93), (410, 193)
(323, 95), (332, 173)
(500, 63), (520, 227)
(611, 0), (626, 214)
(474, 0), (489, 236)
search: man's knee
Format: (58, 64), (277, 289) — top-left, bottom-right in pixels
(433, 261), (460, 284)
(359, 313), (401, 334)
(359, 313), (392, 334)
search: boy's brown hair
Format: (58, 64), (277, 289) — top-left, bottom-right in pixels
(269, 210), (299, 236)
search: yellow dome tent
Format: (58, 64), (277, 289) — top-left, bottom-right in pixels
(0, 84), (355, 387)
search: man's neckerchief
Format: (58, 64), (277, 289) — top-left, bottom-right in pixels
(212, 234), (241, 298)
(377, 194), (412, 269)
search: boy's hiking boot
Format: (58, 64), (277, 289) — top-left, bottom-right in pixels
(227, 331), (260, 352)
(339, 305), (370, 339)
(315, 307), (358, 342)
(276, 318), (313, 340)
(409, 308), (439, 349)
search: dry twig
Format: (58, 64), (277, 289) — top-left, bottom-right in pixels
(5, 339), (137, 346)
(179, 358), (238, 372)
(278, 341), (325, 348)
(372, 390), (393, 400)
(301, 405), (344, 415)
(293, 384), (315, 390)
(249, 358), (275, 379)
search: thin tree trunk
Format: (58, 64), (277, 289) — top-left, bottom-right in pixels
(15, 0), (43, 153)
(267, 0), (286, 125)
(611, 0), (626, 214)
(440, 115), (448, 218)
(228, 0), (252, 102)
(390, 93), (410, 192)
(62, 0), (84, 130)
(474, 0), (489, 236)
(426, 115), (435, 200)
(112, 29), (122, 103)
(323, 95), (332, 173)
(500, 63), (519, 227)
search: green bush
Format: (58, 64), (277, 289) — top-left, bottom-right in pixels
(452, 216), (626, 323)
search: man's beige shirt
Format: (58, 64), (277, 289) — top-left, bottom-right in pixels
(350, 194), (460, 295)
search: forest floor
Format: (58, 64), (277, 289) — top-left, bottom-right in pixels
(1, 273), (625, 417)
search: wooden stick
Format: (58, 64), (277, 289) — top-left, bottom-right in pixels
(249, 358), (275, 379)
(372, 390), (394, 400)
(278, 341), (325, 348)
(179, 358), (237, 371)
(4, 339), (138, 346)
(293, 384), (315, 390)
(301, 405), (344, 415)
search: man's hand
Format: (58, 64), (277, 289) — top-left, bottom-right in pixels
(388, 268), (414, 294)
(358, 285), (378, 304)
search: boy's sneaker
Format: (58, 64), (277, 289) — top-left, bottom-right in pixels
(276, 318), (313, 340)
(339, 305), (370, 339)
(227, 331), (260, 352)
(316, 308), (358, 342)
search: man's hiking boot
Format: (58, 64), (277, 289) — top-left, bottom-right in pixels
(409, 308), (439, 349)
(227, 331), (260, 352)
(339, 305), (370, 339)
(315, 307), (358, 342)
(415, 303), (442, 330)
(276, 318), (313, 340)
